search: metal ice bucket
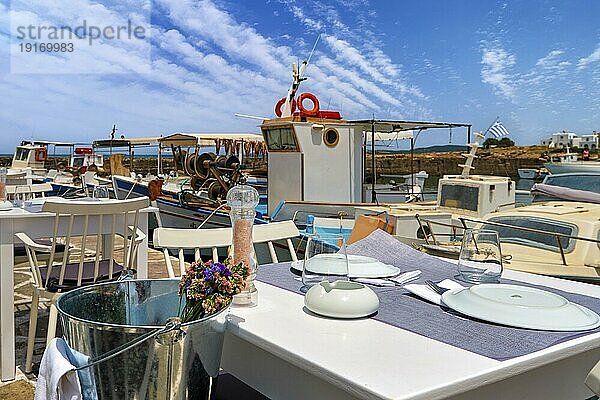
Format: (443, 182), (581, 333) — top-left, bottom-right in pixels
(57, 279), (228, 400)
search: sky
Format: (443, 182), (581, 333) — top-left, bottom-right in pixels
(1, 0), (600, 152)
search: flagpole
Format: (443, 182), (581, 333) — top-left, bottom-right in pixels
(483, 116), (500, 137)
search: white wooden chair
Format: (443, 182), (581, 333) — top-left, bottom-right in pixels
(6, 182), (53, 201)
(153, 227), (233, 278)
(252, 221), (299, 264)
(16, 197), (148, 373)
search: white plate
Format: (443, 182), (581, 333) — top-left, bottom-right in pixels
(441, 284), (600, 331)
(292, 254), (400, 279)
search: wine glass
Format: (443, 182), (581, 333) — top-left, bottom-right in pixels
(301, 233), (349, 289)
(93, 186), (110, 200)
(457, 229), (503, 284)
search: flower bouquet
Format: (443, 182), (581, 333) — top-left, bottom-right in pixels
(178, 257), (249, 323)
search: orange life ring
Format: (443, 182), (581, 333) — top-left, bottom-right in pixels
(34, 147), (47, 162)
(275, 97), (297, 117)
(297, 92), (320, 116)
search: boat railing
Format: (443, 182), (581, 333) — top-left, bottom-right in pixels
(413, 215), (600, 267)
(414, 214), (463, 246)
(459, 216), (600, 266)
(290, 209), (350, 225)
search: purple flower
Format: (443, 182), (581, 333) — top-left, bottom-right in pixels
(203, 267), (214, 281)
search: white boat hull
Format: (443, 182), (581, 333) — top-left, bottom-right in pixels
(518, 168), (537, 179)
(544, 161), (600, 174)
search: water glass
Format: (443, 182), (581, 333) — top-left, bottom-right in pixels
(457, 229), (503, 284)
(93, 186), (110, 200)
(302, 233), (349, 288)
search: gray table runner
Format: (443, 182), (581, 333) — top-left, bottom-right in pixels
(256, 229), (600, 361)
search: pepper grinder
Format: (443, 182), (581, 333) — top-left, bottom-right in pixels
(227, 184), (260, 307)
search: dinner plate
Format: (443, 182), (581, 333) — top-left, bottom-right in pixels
(291, 254), (400, 279)
(441, 284), (600, 331)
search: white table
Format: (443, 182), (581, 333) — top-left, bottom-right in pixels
(222, 269), (600, 400)
(0, 204), (154, 381)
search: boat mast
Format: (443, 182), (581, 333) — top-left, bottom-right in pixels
(280, 35), (320, 117)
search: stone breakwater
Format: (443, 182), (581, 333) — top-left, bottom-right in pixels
(365, 146), (553, 181)
(2, 146), (585, 179)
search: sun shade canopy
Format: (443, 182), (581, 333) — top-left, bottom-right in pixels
(93, 136), (161, 148)
(159, 132), (264, 147)
(350, 119), (471, 133)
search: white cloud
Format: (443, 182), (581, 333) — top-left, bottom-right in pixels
(0, 0), (433, 152)
(536, 50), (570, 70)
(577, 46), (600, 69)
(157, 0), (291, 78)
(481, 46), (516, 99)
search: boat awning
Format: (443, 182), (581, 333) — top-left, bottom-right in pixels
(21, 140), (75, 147)
(366, 131), (414, 142)
(159, 132), (264, 147)
(349, 119), (471, 133)
(93, 136), (161, 148)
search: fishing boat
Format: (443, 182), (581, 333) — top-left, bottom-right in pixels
(7, 140), (105, 197)
(544, 147), (600, 174)
(517, 167), (547, 180)
(111, 132), (267, 230)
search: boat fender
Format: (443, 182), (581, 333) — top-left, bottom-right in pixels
(275, 97), (297, 117)
(35, 147), (48, 162)
(148, 178), (164, 201)
(297, 92), (320, 116)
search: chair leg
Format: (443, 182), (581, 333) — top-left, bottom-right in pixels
(46, 302), (59, 345)
(25, 291), (40, 373)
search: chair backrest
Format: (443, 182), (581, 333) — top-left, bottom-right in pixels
(6, 183), (53, 200)
(252, 221), (299, 263)
(153, 227), (233, 277)
(33, 197), (148, 288)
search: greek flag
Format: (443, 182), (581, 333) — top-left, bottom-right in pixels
(488, 120), (510, 138)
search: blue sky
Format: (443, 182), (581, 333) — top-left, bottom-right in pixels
(1, 0), (600, 152)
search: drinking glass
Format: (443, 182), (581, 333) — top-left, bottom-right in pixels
(302, 233), (349, 288)
(457, 229), (503, 283)
(93, 186), (110, 200)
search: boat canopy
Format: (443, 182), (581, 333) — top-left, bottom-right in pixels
(159, 132), (264, 147)
(20, 140), (75, 147)
(366, 131), (414, 142)
(93, 136), (162, 148)
(350, 119), (471, 133)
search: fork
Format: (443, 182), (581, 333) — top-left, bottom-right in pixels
(424, 280), (449, 295)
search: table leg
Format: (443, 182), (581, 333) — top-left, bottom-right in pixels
(0, 221), (15, 381)
(136, 215), (148, 279)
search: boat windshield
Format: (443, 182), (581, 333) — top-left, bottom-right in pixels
(543, 175), (600, 194)
(262, 126), (299, 152)
(15, 147), (30, 161)
(482, 216), (577, 253)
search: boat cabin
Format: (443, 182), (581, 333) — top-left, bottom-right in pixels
(261, 116), (472, 216)
(71, 147), (103, 169)
(11, 143), (49, 172)
(11, 140), (75, 173)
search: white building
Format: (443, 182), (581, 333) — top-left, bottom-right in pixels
(579, 133), (598, 150)
(540, 131), (598, 149)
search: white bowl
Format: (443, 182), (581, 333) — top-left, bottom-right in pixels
(304, 280), (380, 319)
